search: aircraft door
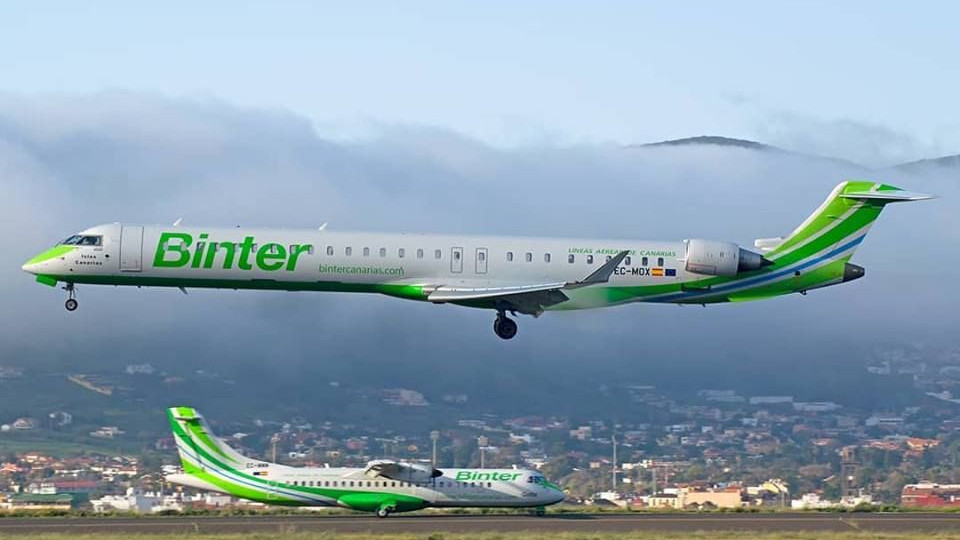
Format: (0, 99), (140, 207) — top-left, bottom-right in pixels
(451, 247), (463, 273)
(119, 226), (143, 272)
(475, 247), (488, 274)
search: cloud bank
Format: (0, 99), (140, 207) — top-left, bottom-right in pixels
(1, 92), (956, 415)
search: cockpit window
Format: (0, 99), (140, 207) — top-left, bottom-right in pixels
(61, 235), (83, 245)
(78, 236), (102, 246)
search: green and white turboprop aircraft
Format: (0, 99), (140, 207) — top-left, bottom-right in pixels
(23, 180), (931, 339)
(166, 407), (564, 517)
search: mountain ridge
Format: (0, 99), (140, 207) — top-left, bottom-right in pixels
(630, 135), (959, 171)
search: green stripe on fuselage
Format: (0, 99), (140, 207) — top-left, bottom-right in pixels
(25, 245), (75, 266)
(50, 274), (427, 299)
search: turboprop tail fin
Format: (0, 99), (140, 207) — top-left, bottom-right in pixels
(167, 406), (265, 473)
(763, 180), (933, 264)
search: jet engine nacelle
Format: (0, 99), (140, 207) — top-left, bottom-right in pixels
(684, 239), (770, 277)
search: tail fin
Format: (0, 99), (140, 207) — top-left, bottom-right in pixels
(167, 406), (265, 473)
(763, 180), (932, 264)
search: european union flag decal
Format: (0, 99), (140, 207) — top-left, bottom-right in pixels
(665, 268), (677, 277)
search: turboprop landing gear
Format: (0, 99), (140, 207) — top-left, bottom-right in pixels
(493, 311), (518, 340)
(64, 284), (78, 312)
(376, 505), (393, 518)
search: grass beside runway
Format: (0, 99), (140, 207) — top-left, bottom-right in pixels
(2, 532), (960, 540)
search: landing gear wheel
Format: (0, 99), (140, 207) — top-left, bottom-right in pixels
(493, 313), (518, 340)
(376, 507), (391, 518)
(63, 283), (78, 312)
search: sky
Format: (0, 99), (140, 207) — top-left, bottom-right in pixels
(1, 2), (958, 164)
(0, 3), (958, 415)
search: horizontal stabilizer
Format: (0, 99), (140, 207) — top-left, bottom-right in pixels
(754, 237), (785, 252)
(840, 189), (934, 202)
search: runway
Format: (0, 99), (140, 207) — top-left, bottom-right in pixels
(1, 513), (959, 534)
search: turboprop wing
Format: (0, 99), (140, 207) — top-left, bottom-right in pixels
(364, 460), (441, 482)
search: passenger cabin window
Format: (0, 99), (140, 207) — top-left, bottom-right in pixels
(434, 249), (442, 259)
(658, 257), (664, 266)
(587, 255), (594, 264)
(625, 256), (632, 265)
(525, 252), (532, 262)
(642, 256), (648, 266)
(326, 246), (334, 256)
(417, 248), (424, 259)
(398, 248), (405, 258)
(568, 254), (575, 263)
(478, 251), (485, 261)
(544, 253), (551, 263)
(363, 247), (370, 257)
(379, 247), (386, 257)
(606, 255), (612, 262)
(345, 247), (352, 256)
(506, 251), (514, 262)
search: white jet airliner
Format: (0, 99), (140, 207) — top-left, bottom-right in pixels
(167, 407), (564, 517)
(22, 180), (931, 339)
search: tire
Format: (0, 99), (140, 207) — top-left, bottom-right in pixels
(376, 507), (390, 518)
(65, 298), (78, 312)
(494, 316), (518, 340)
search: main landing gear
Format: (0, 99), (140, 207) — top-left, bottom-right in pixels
(376, 504), (394, 518)
(63, 283), (78, 312)
(494, 311), (518, 340)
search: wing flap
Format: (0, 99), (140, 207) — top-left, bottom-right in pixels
(428, 282), (567, 302)
(425, 250), (630, 315)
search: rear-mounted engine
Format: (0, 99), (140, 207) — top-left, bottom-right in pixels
(684, 239), (772, 277)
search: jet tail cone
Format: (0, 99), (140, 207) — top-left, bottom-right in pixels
(842, 263), (865, 283)
(760, 257), (774, 267)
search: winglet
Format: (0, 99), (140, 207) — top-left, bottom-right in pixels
(569, 250), (630, 288)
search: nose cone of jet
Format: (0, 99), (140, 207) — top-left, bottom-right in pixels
(22, 245), (74, 275)
(22, 260), (39, 275)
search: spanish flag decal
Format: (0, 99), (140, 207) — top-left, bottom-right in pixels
(651, 268), (664, 277)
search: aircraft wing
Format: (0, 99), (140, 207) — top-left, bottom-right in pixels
(426, 250), (629, 315)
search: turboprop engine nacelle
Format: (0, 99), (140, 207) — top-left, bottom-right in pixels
(684, 239), (771, 277)
(365, 460), (442, 483)
(393, 463), (441, 483)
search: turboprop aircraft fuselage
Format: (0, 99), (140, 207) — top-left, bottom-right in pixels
(167, 407), (564, 517)
(22, 181), (933, 339)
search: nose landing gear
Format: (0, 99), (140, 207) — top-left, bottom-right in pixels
(63, 283), (78, 312)
(493, 311), (518, 340)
